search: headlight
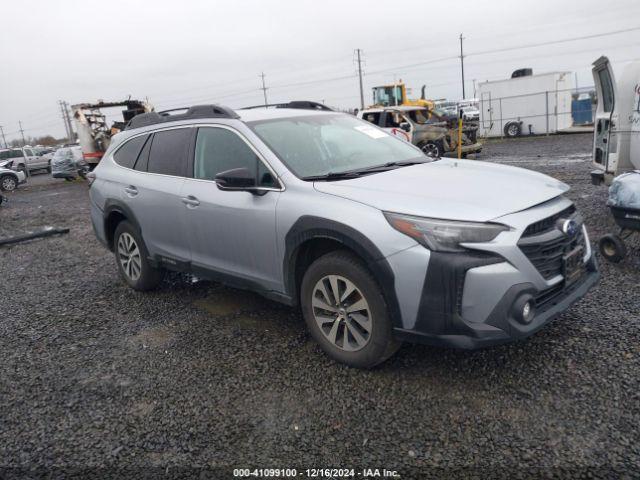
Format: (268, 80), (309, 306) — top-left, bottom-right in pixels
(384, 212), (509, 252)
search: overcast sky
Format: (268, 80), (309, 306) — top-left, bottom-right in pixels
(1, 0), (639, 142)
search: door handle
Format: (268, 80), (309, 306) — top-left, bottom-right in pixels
(181, 195), (200, 208)
(124, 186), (138, 196)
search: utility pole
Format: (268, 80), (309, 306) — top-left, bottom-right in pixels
(18, 121), (26, 146)
(0, 126), (6, 148)
(259, 72), (269, 107)
(459, 33), (466, 100)
(18, 121), (29, 177)
(63, 101), (75, 141)
(355, 48), (365, 110)
(59, 100), (71, 141)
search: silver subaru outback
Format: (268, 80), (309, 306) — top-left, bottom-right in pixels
(89, 102), (599, 368)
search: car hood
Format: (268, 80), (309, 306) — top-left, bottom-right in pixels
(313, 159), (569, 222)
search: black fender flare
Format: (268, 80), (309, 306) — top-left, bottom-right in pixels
(103, 199), (143, 249)
(283, 216), (403, 328)
(0, 171), (19, 182)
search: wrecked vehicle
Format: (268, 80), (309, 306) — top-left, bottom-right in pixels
(358, 106), (482, 158)
(0, 165), (26, 192)
(72, 100), (153, 168)
(51, 146), (88, 181)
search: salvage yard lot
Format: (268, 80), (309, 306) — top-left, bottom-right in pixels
(1, 133), (639, 476)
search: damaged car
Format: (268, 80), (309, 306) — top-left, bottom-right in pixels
(358, 106), (482, 158)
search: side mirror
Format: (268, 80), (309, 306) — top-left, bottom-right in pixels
(399, 121), (411, 133)
(214, 167), (256, 190)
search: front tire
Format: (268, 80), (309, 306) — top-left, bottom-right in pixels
(300, 251), (400, 368)
(114, 221), (163, 291)
(0, 175), (17, 192)
(419, 140), (443, 158)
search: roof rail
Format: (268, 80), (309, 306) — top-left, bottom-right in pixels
(240, 101), (334, 112)
(125, 104), (239, 130)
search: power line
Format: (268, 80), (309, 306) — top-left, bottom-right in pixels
(467, 26), (640, 58)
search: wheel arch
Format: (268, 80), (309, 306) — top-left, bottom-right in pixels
(0, 172), (19, 182)
(103, 200), (142, 251)
(284, 216), (402, 327)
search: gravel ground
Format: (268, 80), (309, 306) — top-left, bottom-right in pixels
(0, 133), (639, 478)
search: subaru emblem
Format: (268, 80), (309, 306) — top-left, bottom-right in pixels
(561, 219), (578, 236)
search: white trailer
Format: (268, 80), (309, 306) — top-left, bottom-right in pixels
(478, 71), (574, 138)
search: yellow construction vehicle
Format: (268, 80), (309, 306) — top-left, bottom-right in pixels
(370, 81), (434, 109)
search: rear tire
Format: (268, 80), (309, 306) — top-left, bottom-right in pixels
(599, 234), (626, 263)
(300, 251), (400, 368)
(504, 121), (522, 137)
(113, 221), (164, 291)
(0, 175), (17, 192)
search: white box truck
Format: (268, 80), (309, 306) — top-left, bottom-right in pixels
(478, 70), (574, 138)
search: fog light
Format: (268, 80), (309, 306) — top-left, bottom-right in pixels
(513, 294), (536, 324)
(522, 301), (533, 323)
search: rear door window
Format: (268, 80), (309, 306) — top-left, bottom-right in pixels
(113, 135), (149, 169)
(147, 128), (191, 177)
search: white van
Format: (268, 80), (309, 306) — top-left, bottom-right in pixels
(591, 56), (640, 185)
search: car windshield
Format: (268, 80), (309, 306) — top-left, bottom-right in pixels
(249, 114), (425, 178)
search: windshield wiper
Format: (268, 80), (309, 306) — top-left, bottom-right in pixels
(303, 159), (430, 181)
(302, 170), (365, 181)
(356, 159), (430, 172)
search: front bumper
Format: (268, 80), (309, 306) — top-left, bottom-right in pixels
(393, 253), (599, 348)
(388, 197), (600, 349)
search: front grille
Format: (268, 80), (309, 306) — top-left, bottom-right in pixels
(519, 207), (585, 280)
(535, 283), (564, 309)
(522, 204), (576, 237)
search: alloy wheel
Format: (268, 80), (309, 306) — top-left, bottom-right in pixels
(421, 143), (439, 158)
(1, 177), (17, 191)
(311, 275), (372, 352)
(117, 232), (142, 281)
(507, 124), (519, 136)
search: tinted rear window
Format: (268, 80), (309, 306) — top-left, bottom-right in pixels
(147, 128), (190, 176)
(113, 135), (148, 169)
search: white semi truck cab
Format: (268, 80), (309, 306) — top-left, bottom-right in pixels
(591, 56), (640, 185)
